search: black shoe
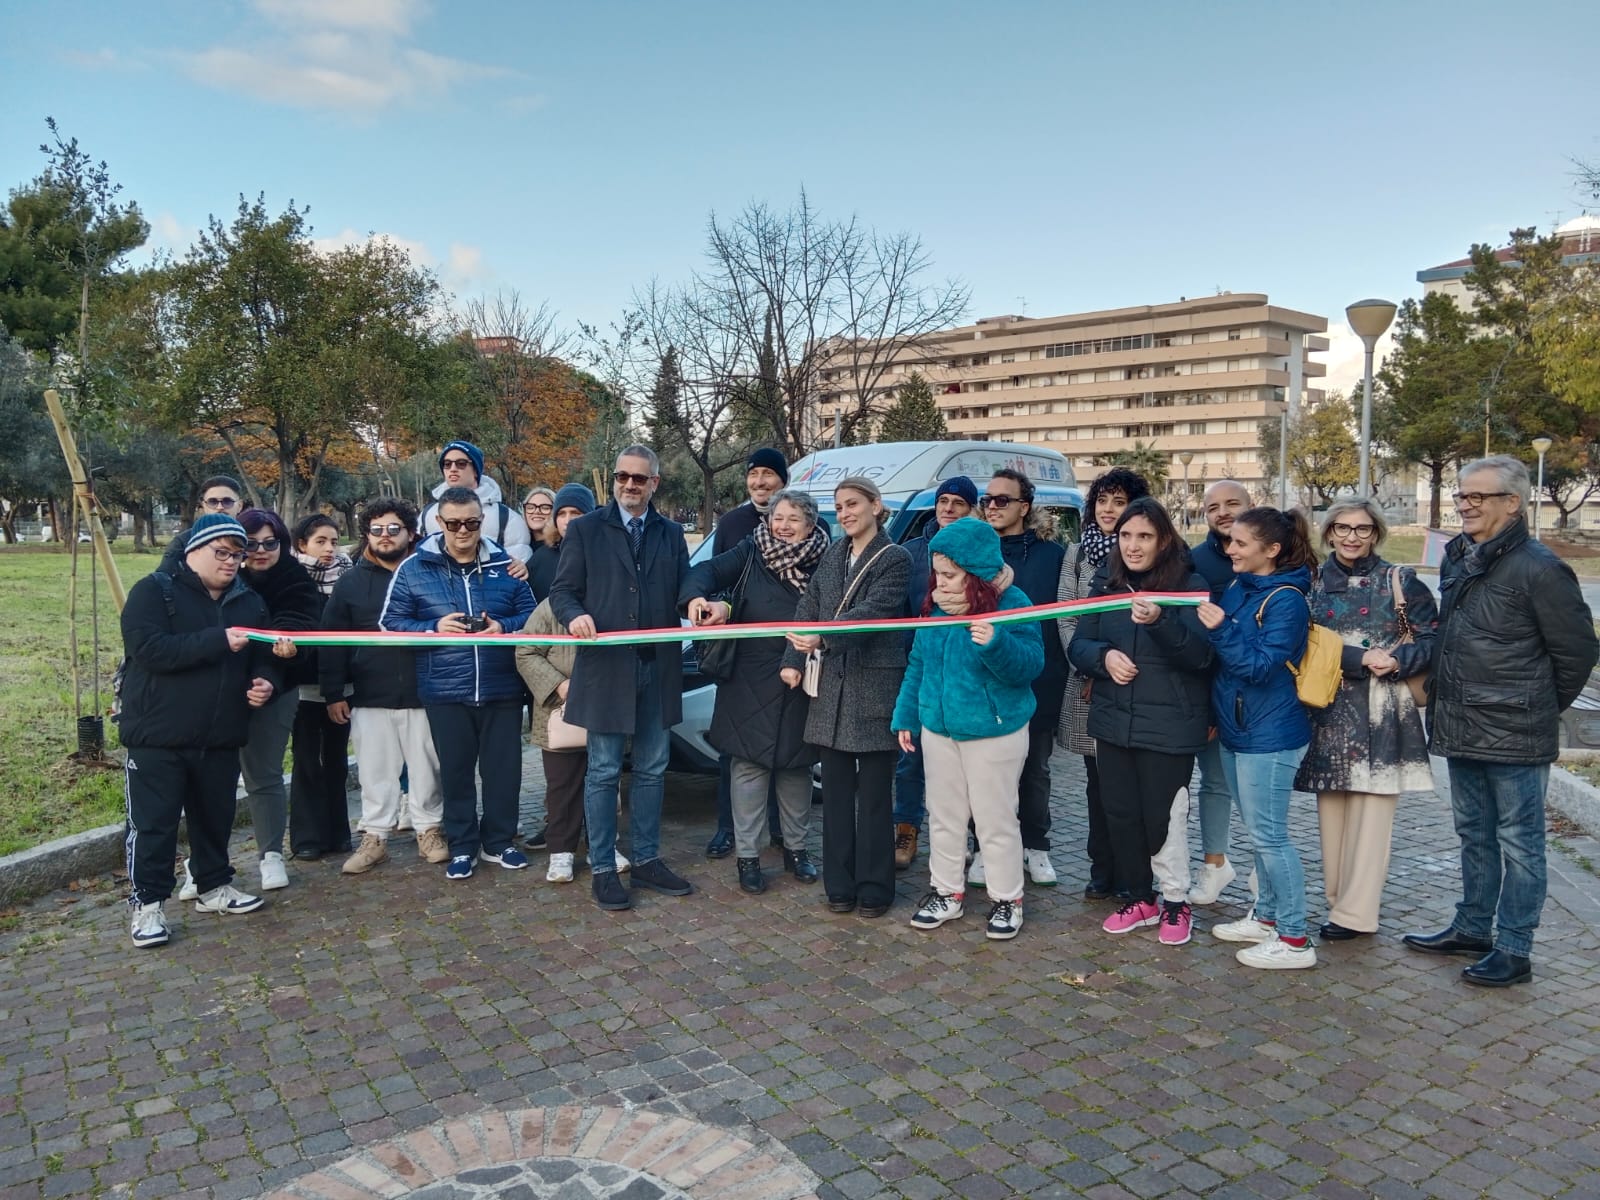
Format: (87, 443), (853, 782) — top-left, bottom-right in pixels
(784, 849), (819, 883)
(293, 848), (322, 862)
(705, 831), (735, 859)
(592, 870), (631, 911)
(736, 857), (766, 894)
(858, 902), (891, 919)
(525, 826), (548, 851)
(1084, 880), (1113, 901)
(1319, 922), (1372, 942)
(770, 831), (785, 850)
(1462, 949), (1532, 987)
(1402, 927), (1494, 957)
(826, 895), (857, 913)
(632, 858), (693, 896)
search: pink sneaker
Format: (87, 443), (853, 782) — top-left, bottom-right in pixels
(1158, 900), (1193, 945)
(1102, 897), (1161, 934)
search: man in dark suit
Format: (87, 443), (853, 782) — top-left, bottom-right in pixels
(550, 445), (694, 911)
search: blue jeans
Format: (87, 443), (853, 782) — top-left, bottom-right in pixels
(583, 659), (671, 874)
(1220, 744), (1309, 938)
(893, 733), (925, 828)
(1446, 759), (1549, 957)
(1195, 738), (1234, 858)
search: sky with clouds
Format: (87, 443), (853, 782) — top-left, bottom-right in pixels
(4, 0), (1597, 396)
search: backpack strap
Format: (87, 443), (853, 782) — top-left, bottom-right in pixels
(153, 570), (176, 618)
(1253, 584), (1308, 627)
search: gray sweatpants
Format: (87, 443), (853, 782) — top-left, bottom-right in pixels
(730, 758), (812, 859)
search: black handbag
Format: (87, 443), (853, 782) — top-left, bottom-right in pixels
(694, 549), (755, 683)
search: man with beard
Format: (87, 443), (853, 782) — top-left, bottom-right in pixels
(320, 499), (450, 873)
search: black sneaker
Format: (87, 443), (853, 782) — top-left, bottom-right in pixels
(592, 870), (631, 911)
(631, 858), (693, 896)
(525, 826), (548, 851)
(705, 830), (734, 859)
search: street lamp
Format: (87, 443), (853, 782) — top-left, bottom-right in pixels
(1177, 450), (1194, 530)
(1347, 298), (1397, 497)
(1532, 435), (1553, 539)
(832, 402), (842, 449)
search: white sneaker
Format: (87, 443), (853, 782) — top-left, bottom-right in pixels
(131, 901), (169, 948)
(1024, 849), (1057, 886)
(177, 858), (198, 901)
(194, 884), (264, 915)
(985, 899), (1024, 940)
(966, 852), (986, 887)
(1237, 937), (1317, 970)
(1188, 858), (1237, 906)
(259, 851), (289, 891)
(1212, 909), (1276, 943)
(615, 850), (631, 873)
(909, 890), (965, 929)
(546, 852), (575, 883)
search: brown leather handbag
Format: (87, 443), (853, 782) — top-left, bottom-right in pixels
(1388, 566), (1430, 709)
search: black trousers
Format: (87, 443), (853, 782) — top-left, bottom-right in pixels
(125, 745), (240, 904)
(1018, 704), (1060, 850)
(289, 699), (352, 855)
(540, 748), (588, 855)
(426, 701), (522, 858)
(1083, 755), (1113, 890)
(1094, 741), (1194, 902)
(819, 748), (896, 907)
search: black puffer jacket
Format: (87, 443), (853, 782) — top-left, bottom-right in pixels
(1067, 565), (1215, 755)
(243, 554), (325, 687)
(1000, 529), (1068, 713)
(1189, 528), (1235, 603)
(318, 555), (420, 709)
(1428, 519), (1598, 764)
(681, 537), (818, 770)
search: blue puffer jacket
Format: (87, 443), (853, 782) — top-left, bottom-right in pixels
(379, 534), (536, 704)
(891, 585), (1044, 742)
(1208, 564), (1313, 753)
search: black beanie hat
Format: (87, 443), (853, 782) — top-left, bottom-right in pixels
(746, 447), (789, 485)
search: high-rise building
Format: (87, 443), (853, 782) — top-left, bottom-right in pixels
(820, 293), (1327, 504)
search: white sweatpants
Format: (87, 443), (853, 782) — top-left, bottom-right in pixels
(922, 726), (1029, 903)
(350, 707), (443, 834)
(1151, 786), (1193, 903)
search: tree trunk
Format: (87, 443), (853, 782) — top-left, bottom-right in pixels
(700, 463), (716, 538)
(131, 505), (148, 551)
(0, 503), (16, 544)
(1428, 462), (1443, 529)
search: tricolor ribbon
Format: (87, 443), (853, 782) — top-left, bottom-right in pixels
(239, 591), (1208, 648)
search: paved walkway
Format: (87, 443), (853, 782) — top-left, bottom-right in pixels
(3, 750), (1599, 1199)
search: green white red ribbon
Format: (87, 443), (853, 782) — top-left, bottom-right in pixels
(239, 591), (1207, 648)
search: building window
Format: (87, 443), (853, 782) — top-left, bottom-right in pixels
(1042, 334), (1147, 359)
(1000, 352), (1015, 363)
(1188, 422), (1207, 436)
(1227, 328), (1241, 341)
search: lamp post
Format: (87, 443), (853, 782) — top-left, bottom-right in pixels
(1346, 298), (1397, 497)
(832, 403), (842, 448)
(1532, 435), (1552, 540)
(1177, 450), (1194, 530)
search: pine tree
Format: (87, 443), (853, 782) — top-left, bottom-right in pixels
(647, 346), (684, 451)
(876, 372), (948, 442)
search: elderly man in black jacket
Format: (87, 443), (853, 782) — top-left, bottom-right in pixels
(1404, 455), (1598, 987)
(121, 514), (284, 949)
(551, 444), (694, 911)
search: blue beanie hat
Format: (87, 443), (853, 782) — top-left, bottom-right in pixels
(439, 440), (484, 481)
(746, 447), (789, 485)
(935, 475), (978, 507)
(928, 517), (1004, 582)
(185, 513), (248, 554)
(551, 482), (597, 516)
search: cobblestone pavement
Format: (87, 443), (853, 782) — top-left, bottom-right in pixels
(3, 749), (1599, 1199)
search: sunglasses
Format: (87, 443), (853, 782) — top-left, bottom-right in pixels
(441, 517), (483, 532)
(524, 503), (553, 514)
(978, 495), (1021, 510)
(244, 537), (280, 553)
(614, 471), (653, 487)
(211, 545), (247, 564)
(366, 523), (406, 537)
(201, 496), (238, 510)
(441, 458), (474, 470)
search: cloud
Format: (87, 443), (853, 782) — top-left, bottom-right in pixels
(148, 212), (199, 256)
(1318, 321), (1396, 401)
(311, 229), (492, 292)
(174, 0), (510, 115)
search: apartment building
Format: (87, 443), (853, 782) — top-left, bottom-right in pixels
(822, 294), (1328, 504)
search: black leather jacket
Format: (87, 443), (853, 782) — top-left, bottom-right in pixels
(1428, 519), (1598, 764)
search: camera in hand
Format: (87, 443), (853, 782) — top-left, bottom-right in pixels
(462, 613), (491, 633)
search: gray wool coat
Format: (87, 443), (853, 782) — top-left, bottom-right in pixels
(782, 532), (911, 754)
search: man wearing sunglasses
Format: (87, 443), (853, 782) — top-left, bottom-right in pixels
(121, 513), (285, 949)
(976, 468), (1066, 888)
(420, 440), (534, 573)
(319, 499), (450, 875)
(550, 444), (694, 911)
(381, 488), (537, 881)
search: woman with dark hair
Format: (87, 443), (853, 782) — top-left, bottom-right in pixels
(1057, 467), (1151, 899)
(1068, 498), (1213, 946)
(1197, 506), (1319, 970)
(288, 513), (356, 861)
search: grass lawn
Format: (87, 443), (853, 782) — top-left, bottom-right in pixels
(0, 545), (160, 856)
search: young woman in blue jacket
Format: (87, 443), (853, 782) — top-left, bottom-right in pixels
(891, 518), (1044, 940)
(1196, 507), (1319, 970)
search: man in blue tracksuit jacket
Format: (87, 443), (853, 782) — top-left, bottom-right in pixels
(380, 486), (536, 878)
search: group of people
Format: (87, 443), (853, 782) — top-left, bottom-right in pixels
(119, 442), (1595, 987)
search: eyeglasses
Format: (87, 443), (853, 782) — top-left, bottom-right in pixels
(1452, 491), (1513, 509)
(441, 517), (483, 532)
(978, 495), (1022, 510)
(366, 523), (405, 537)
(1329, 523), (1377, 540)
(524, 503), (553, 514)
(614, 471), (653, 487)
(441, 458), (474, 470)
(211, 545), (247, 564)
(201, 496), (238, 510)
(244, 537), (279, 553)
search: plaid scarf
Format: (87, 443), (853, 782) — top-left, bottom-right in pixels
(1079, 524), (1116, 568)
(297, 550), (353, 596)
(754, 521), (830, 591)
